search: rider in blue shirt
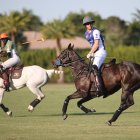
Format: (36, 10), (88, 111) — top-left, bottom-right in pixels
(83, 16), (107, 96)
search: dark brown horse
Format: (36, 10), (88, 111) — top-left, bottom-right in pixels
(53, 43), (140, 125)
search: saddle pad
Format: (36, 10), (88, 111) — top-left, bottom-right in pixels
(11, 69), (23, 79)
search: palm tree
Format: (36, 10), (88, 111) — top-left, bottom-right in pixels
(41, 19), (75, 82)
(0, 11), (27, 42)
(0, 9), (43, 43)
(132, 8), (140, 21)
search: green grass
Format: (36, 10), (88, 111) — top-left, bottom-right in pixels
(0, 84), (140, 140)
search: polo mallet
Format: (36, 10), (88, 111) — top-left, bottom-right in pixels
(22, 38), (45, 45)
(89, 56), (94, 70)
(87, 56), (94, 78)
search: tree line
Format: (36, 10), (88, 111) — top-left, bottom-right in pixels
(0, 9), (140, 49)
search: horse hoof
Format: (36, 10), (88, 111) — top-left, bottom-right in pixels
(106, 121), (112, 126)
(63, 114), (68, 120)
(86, 109), (96, 113)
(41, 95), (45, 100)
(6, 110), (12, 117)
(28, 105), (34, 112)
(90, 108), (96, 112)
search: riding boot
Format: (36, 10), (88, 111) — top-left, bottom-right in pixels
(92, 65), (104, 96)
(2, 72), (10, 91)
(0, 67), (10, 92)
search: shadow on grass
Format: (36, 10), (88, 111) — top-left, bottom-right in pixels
(47, 111), (138, 117)
(15, 111), (138, 118)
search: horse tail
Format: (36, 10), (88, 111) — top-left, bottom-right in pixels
(44, 69), (63, 78)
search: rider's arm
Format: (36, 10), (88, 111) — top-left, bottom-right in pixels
(88, 29), (100, 55)
(89, 39), (99, 54)
(6, 41), (14, 58)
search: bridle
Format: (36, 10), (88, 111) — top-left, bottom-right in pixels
(57, 51), (86, 67)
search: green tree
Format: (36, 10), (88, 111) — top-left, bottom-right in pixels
(103, 16), (127, 47)
(21, 9), (43, 31)
(124, 9), (140, 46)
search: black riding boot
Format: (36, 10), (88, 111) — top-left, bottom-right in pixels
(0, 66), (10, 91)
(92, 65), (104, 96)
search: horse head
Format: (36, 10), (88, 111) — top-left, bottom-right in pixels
(53, 43), (83, 68)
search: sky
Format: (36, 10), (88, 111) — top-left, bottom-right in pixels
(0, 0), (140, 23)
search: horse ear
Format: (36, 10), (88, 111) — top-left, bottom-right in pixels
(68, 43), (74, 50)
(71, 44), (74, 49)
(68, 43), (71, 49)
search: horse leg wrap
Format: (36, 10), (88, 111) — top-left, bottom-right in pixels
(77, 101), (89, 113)
(79, 105), (89, 113)
(0, 104), (9, 112)
(62, 97), (69, 115)
(109, 109), (122, 123)
(30, 99), (41, 108)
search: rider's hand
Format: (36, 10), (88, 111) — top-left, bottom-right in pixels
(87, 53), (91, 59)
(87, 53), (94, 59)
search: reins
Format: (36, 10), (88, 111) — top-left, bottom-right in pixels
(62, 56), (86, 66)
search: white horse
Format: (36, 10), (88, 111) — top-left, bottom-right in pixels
(0, 65), (62, 116)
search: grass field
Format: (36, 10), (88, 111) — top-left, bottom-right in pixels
(0, 84), (140, 140)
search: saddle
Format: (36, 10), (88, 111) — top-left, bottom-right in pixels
(100, 58), (116, 72)
(90, 58), (116, 82)
(6, 64), (24, 79)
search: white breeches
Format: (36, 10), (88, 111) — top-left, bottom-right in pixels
(1, 55), (20, 69)
(93, 48), (107, 69)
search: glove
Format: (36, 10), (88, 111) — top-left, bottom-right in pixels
(87, 53), (94, 59)
(87, 53), (91, 59)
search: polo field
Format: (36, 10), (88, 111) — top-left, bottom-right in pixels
(0, 84), (140, 140)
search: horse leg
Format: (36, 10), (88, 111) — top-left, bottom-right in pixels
(107, 92), (134, 126)
(62, 90), (82, 120)
(0, 104), (12, 116)
(77, 95), (96, 113)
(0, 88), (12, 116)
(27, 85), (45, 112)
(26, 72), (47, 112)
